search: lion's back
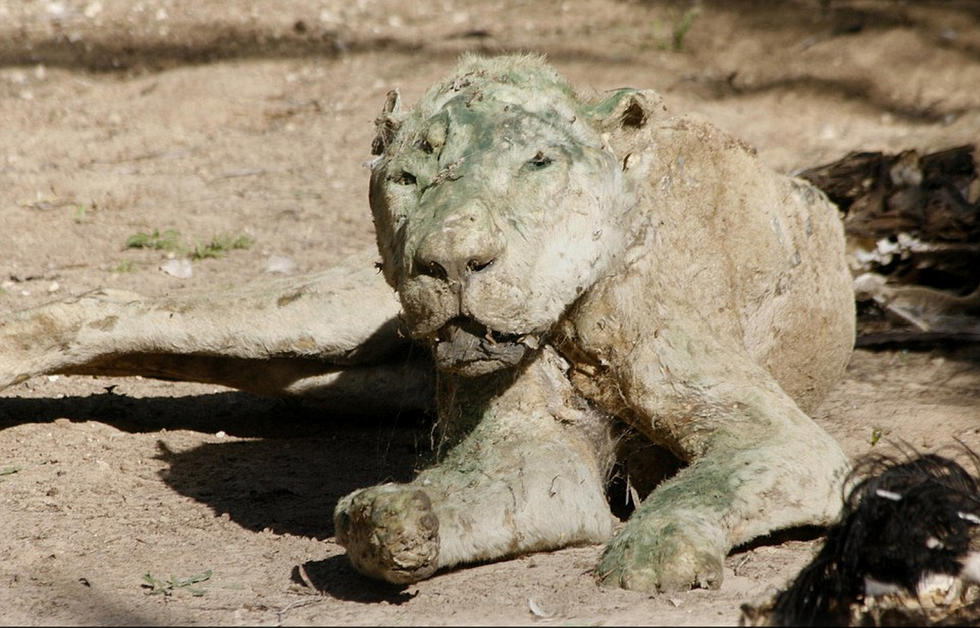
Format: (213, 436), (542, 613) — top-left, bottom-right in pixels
(634, 116), (854, 411)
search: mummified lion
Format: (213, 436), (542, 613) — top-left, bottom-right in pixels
(0, 54), (854, 592)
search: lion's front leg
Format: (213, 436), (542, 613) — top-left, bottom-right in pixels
(334, 348), (616, 584)
(582, 324), (849, 593)
(598, 408), (847, 591)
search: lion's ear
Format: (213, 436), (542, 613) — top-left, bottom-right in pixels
(371, 89), (403, 156)
(585, 88), (665, 134)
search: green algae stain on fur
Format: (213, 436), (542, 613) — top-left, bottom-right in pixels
(597, 458), (740, 586)
(638, 460), (739, 515)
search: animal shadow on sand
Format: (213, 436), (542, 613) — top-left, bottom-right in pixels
(0, 386), (433, 600)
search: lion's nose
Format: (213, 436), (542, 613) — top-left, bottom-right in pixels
(415, 207), (504, 281)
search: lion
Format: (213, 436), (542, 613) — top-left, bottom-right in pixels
(0, 54), (854, 592)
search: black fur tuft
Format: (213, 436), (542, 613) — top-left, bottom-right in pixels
(766, 445), (980, 626)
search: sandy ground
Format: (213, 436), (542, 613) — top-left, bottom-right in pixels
(1, 0), (979, 625)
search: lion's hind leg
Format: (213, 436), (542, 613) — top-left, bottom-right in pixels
(0, 254), (432, 413)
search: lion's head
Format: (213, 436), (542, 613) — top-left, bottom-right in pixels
(367, 54), (660, 376)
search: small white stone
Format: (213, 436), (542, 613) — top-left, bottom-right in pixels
(266, 255), (296, 274)
(159, 258), (193, 278)
(527, 598), (553, 618)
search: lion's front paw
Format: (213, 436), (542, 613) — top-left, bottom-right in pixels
(333, 484), (440, 584)
(597, 519), (725, 592)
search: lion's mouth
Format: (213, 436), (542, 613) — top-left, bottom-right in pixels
(432, 317), (540, 376)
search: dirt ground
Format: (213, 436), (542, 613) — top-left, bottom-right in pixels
(1, 0), (979, 625)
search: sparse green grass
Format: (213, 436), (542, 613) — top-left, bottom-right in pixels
(142, 569), (212, 597)
(190, 233), (254, 260)
(113, 260), (136, 273)
(870, 426), (883, 446)
(649, 3), (702, 52)
(124, 229), (253, 261)
(672, 5), (701, 51)
(125, 228), (182, 252)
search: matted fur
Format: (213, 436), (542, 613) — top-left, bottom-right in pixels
(339, 54), (855, 591)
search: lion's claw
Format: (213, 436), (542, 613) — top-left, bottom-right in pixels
(598, 519), (725, 593)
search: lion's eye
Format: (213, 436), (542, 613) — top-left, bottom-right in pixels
(527, 151), (553, 169)
(391, 170), (417, 186)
